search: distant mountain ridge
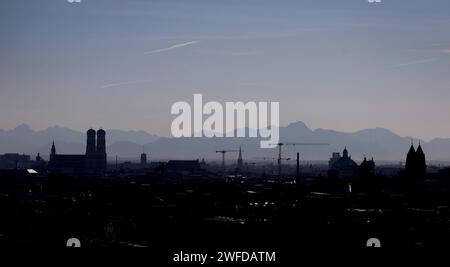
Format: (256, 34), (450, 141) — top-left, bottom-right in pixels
(0, 124), (159, 156)
(141, 122), (450, 162)
(1, 122), (450, 162)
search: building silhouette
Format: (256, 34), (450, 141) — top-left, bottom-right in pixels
(237, 146), (243, 168)
(328, 148), (358, 178)
(328, 152), (341, 168)
(96, 129), (107, 172)
(358, 157), (375, 176)
(0, 153), (31, 170)
(140, 152), (147, 166)
(49, 129), (107, 175)
(405, 142), (427, 180)
(166, 160), (202, 174)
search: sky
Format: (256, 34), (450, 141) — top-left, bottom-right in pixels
(1, 0), (450, 140)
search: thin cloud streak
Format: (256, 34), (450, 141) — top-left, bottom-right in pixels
(408, 48), (450, 55)
(100, 79), (153, 89)
(390, 58), (437, 68)
(144, 40), (200, 55)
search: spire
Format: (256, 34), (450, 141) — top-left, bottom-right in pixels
(406, 142), (417, 176)
(50, 140), (56, 162)
(406, 141), (426, 179)
(237, 146), (243, 167)
(408, 142), (416, 155)
(343, 147), (349, 158)
(416, 143), (427, 178)
(51, 140), (56, 155)
(416, 142), (425, 157)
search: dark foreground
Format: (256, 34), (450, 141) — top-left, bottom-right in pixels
(0, 173), (450, 251)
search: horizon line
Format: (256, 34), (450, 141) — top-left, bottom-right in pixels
(0, 121), (448, 143)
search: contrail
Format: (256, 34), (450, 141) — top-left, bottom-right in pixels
(144, 40), (200, 55)
(437, 49), (450, 54)
(101, 79), (153, 89)
(408, 48), (450, 55)
(390, 58), (437, 68)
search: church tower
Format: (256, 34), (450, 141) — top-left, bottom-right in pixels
(141, 147), (147, 166)
(416, 142), (426, 178)
(405, 141), (426, 180)
(85, 129), (97, 172)
(343, 147), (349, 158)
(50, 140), (56, 161)
(405, 142), (416, 175)
(86, 129), (96, 155)
(96, 129), (107, 173)
(237, 146), (243, 168)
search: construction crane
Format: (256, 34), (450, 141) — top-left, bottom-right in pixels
(269, 142), (329, 176)
(216, 150), (239, 174)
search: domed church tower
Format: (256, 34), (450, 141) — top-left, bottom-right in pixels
(85, 129), (97, 172)
(96, 129), (107, 173)
(86, 129), (96, 155)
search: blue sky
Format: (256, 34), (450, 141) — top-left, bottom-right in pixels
(1, 0), (450, 140)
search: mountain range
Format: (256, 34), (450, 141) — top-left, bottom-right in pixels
(1, 122), (450, 163)
(0, 124), (158, 157)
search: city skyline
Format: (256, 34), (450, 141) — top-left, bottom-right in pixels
(3, 0), (450, 253)
(2, 0), (450, 140)
(3, 121), (450, 162)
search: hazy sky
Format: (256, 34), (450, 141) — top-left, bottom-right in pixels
(1, 0), (450, 140)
